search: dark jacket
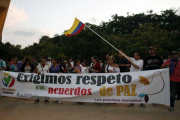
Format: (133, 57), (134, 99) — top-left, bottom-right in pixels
(20, 62), (35, 73)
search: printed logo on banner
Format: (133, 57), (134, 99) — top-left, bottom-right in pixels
(138, 71), (165, 103)
(1, 73), (16, 94)
(2, 73), (15, 87)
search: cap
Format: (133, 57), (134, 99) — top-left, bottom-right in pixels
(171, 51), (178, 55)
(148, 46), (155, 50)
(48, 57), (51, 59)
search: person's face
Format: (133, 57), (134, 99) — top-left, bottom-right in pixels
(52, 59), (57, 64)
(148, 49), (155, 55)
(171, 54), (179, 59)
(76, 61), (80, 66)
(26, 62), (30, 65)
(81, 62), (85, 67)
(91, 57), (95, 63)
(106, 55), (109, 59)
(14, 60), (18, 64)
(99, 60), (102, 63)
(41, 59), (46, 64)
(178, 51), (180, 56)
(11, 59), (13, 61)
(118, 53), (123, 58)
(168, 55), (171, 59)
(134, 53), (140, 60)
(109, 58), (114, 64)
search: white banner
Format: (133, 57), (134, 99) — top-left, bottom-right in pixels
(0, 68), (170, 106)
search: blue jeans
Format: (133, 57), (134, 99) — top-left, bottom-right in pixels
(170, 81), (180, 108)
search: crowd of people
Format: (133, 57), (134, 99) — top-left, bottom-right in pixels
(0, 46), (180, 112)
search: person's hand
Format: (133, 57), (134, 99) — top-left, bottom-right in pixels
(166, 63), (171, 67)
(118, 49), (123, 53)
(37, 71), (41, 75)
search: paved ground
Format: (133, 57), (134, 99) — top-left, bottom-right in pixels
(0, 97), (180, 120)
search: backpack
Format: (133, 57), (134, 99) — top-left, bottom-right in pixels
(1, 61), (10, 71)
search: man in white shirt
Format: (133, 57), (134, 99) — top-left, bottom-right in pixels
(129, 53), (143, 72)
(118, 50), (145, 107)
(47, 57), (52, 67)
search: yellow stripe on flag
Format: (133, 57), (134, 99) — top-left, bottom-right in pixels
(65, 18), (80, 36)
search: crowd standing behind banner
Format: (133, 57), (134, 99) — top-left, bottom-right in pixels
(0, 46), (180, 112)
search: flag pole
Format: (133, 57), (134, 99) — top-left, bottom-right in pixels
(85, 25), (129, 60)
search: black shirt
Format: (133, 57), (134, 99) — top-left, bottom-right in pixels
(116, 58), (129, 72)
(143, 55), (163, 70)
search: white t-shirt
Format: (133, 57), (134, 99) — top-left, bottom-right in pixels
(105, 64), (120, 73)
(47, 61), (52, 68)
(130, 58), (143, 72)
(71, 62), (74, 67)
(81, 67), (89, 73)
(37, 64), (49, 73)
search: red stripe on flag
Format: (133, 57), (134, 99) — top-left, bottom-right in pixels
(67, 24), (85, 37)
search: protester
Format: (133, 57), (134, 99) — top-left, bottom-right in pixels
(67, 58), (74, 73)
(36, 57), (49, 74)
(10, 60), (18, 72)
(161, 51), (180, 112)
(49, 58), (64, 73)
(20, 58), (36, 73)
(176, 48), (180, 100)
(83, 59), (86, 66)
(17, 57), (26, 71)
(119, 50), (145, 107)
(89, 56), (101, 73)
(34, 57), (49, 104)
(31, 58), (38, 67)
(102, 54), (110, 72)
(74, 59), (84, 104)
(19, 58), (35, 100)
(74, 59), (82, 73)
(80, 60), (86, 67)
(105, 57), (120, 73)
(178, 48), (180, 57)
(62, 60), (68, 73)
(47, 57), (52, 67)
(116, 53), (130, 72)
(99, 60), (103, 68)
(144, 46), (163, 70)
(49, 58), (63, 104)
(8, 58), (14, 69)
(0, 57), (7, 71)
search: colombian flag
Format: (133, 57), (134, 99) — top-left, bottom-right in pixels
(65, 18), (85, 37)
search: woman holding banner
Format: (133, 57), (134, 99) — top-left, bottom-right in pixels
(74, 59), (85, 104)
(34, 57), (49, 104)
(105, 57), (120, 73)
(49, 58), (64, 104)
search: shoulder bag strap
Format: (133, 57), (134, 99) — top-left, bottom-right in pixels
(174, 60), (179, 68)
(41, 64), (44, 74)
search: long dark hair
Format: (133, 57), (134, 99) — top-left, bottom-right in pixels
(68, 58), (72, 67)
(92, 56), (99, 62)
(74, 59), (80, 66)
